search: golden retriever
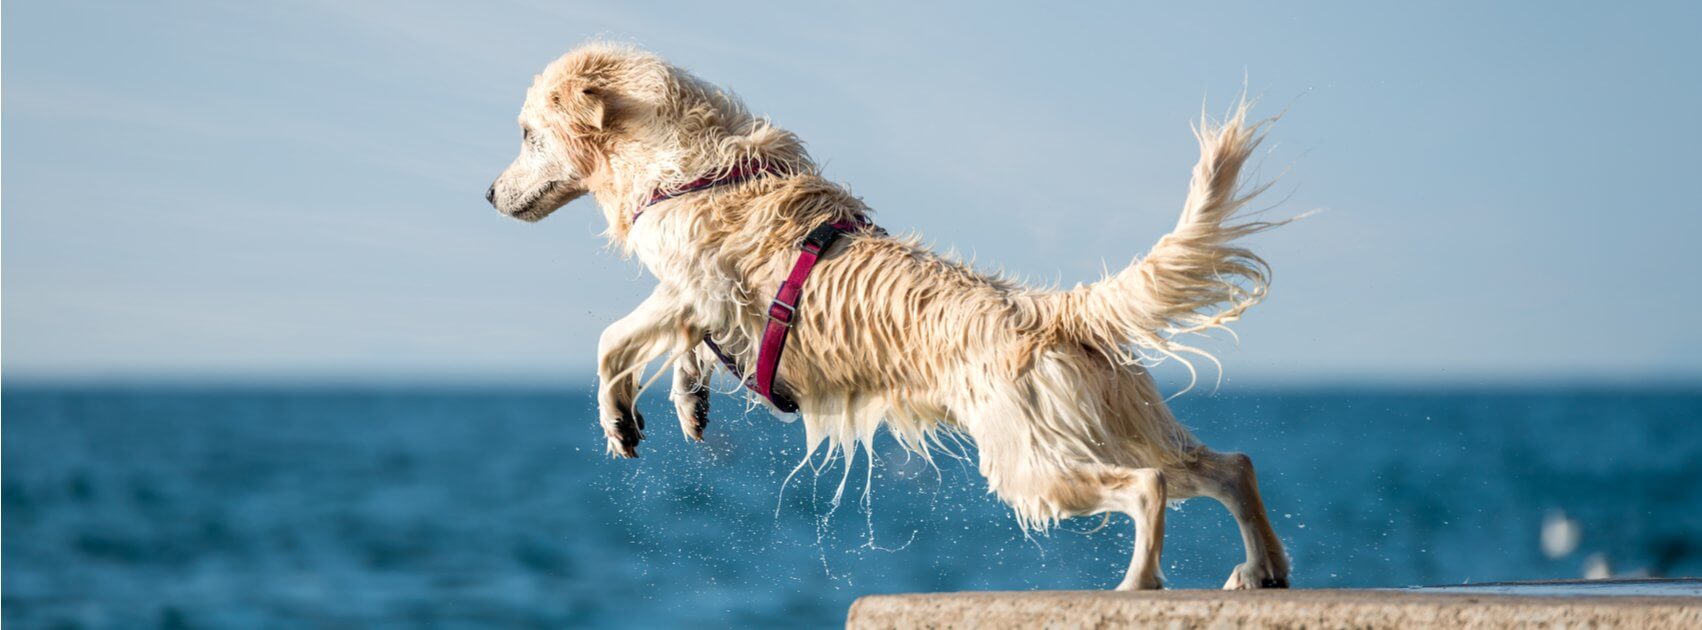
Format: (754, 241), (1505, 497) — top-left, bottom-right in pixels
(487, 42), (1293, 590)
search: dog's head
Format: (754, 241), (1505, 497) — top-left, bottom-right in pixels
(487, 43), (811, 241)
(486, 43), (666, 223)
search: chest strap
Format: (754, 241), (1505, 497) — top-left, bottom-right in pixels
(701, 219), (867, 413)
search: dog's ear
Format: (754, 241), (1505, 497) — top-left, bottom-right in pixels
(557, 86), (608, 133)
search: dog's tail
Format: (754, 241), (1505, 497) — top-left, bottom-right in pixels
(1039, 99), (1296, 390)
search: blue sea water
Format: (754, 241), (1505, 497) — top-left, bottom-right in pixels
(4, 385), (1700, 628)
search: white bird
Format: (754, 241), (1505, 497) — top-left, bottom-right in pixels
(1582, 552), (1613, 580)
(1541, 509), (1581, 560)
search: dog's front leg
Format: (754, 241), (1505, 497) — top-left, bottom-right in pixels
(597, 288), (688, 458)
(671, 345), (713, 441)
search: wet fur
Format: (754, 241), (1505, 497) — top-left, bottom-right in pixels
(488, 42), (1294, 590)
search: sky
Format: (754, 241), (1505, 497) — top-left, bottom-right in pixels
(4, 1), (1700, 387)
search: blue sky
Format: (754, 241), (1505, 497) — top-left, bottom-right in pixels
(4, 1), (1700, 386)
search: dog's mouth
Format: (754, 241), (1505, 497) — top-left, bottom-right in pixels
(507, 180), (584, 223)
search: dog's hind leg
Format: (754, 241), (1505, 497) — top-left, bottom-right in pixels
(1093, 467), (1169, 590)
(670, 345), (712, 441)
(1182, 450), (1290, 589)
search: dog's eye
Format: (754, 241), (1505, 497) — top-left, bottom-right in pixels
(522, 127), (533, 142)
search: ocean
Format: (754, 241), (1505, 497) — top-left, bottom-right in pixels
(4, 385), (1700, 628)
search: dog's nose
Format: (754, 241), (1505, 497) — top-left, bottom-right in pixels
(485, 185), (497, 205)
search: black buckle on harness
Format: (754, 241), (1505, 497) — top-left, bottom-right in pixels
(801, 222), (847, 254)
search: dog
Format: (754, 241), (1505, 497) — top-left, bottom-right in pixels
(487, 42), (1292, 590)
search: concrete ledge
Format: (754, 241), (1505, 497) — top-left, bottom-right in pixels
(847, 583), (1702, 629)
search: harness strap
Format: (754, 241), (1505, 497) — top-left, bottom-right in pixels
(634, 162), (873, 413)
(701, 218), (867, 413)
(633, 161), (785, 223)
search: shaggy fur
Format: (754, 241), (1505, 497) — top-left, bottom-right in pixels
(488, 42), (1294, 590)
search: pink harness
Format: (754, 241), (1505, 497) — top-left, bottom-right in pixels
(632, 161), (782, 223)
(634, 163), (872, 413)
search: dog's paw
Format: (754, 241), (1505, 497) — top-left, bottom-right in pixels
(603, 401), (645, 458)
(1223, 562), (1288, 590)
(674, 386), (710, 441)
(1115, 574), (1165, 591)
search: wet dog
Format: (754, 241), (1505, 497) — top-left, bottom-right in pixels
(487, 42), (1293, 590)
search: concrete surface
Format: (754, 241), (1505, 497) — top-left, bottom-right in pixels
(1406, 577), (1702, 598)
(846, 579), (1702, 629)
